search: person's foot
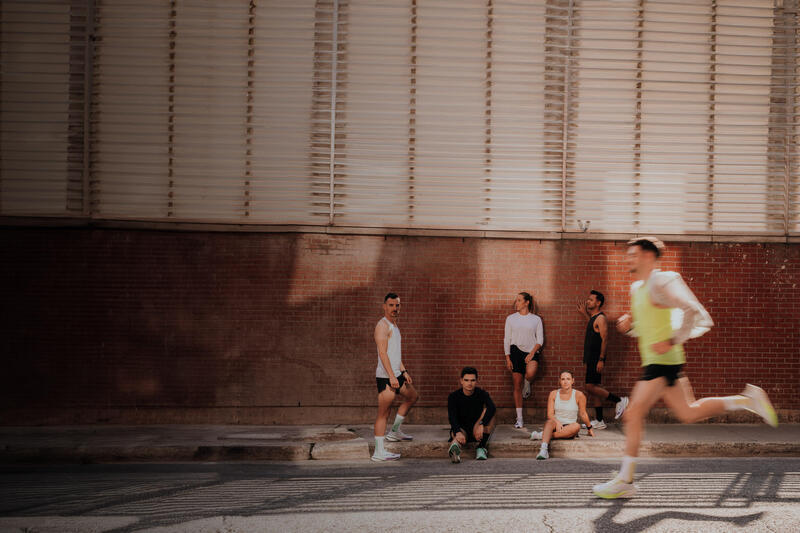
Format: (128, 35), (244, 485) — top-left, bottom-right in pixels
(536, 447), (548, 460)
(475, 447), (488, 460)
(514, 419), (524, 429)
(593, 475), (637, 499)
(371, 450), (400, 462)
(448, 441), (462, 463)
(522, 380), (531, 399)
(615, 396), (630, 419)
(529, 430), (542, 440)
(591, 419), (607, 430)
(742, 384), (778, 428)
(386, 429), (414, 442)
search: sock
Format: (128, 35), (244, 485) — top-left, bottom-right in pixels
(607, 393), (621, 404)
(391, 414), (405, 432)
(595, 407), (604, 422)
(721, 395), (749, 411)
(620, 455), (637, 483)
(515, 408), (523, 421)
(374, 436), (385, 454)
(479, 432), (491, 449)
(524, 379), (531, 388)
(540, 442), (548, 451)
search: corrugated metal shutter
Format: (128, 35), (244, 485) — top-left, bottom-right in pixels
(92, 0), (319, 223)
(566, 0), (793, 236)
(1, 0), (86, 216)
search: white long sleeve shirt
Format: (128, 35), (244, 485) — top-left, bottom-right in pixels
(628, 269), (714, 345)
(504, 312), (544, 355)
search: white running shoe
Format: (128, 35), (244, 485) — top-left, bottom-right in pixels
(593, 475), (637, 499)
(591, 419), (607, 430)
(514, 419), (524, 429)
(742, 384), (778, 428)
(530, 430), (543, 440)
(522, 380), (531, 399)
(386, 429), (414, 442)
(536, 447), (548, 460)
(615, 396), (629, 419)
(371, 450), (400, 462)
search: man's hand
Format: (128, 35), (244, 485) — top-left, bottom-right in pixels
(616, 313), (632, 334)
(596, 360), (605, 373)
(473, 424), (484, 442)
(403, 371), (412, 384)
(505, 356), (513, 372)
(587, 428), (595, 437)
(577, 301), (587, 316)
(455, 432), (467, 445)
(651, 340), (672, 354)
(389, 376), (400, 389)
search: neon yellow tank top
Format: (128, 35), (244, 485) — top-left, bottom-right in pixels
(632, 282), (685, 366)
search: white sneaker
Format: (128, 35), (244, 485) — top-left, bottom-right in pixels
(593, 475), (636, 499)
(536, 447), (548, 460)
(591, 419), (607, 430)
(615, 397), (629, 419)
(742, 384), (778, 428)
(386, 429), (414, 441)
(514, 419), (524, 429)
(371, 450), (400, 462)
(522, 380), (531, 399)
(530, 430), (542, 440)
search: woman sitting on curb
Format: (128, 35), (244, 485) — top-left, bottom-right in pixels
(530, 370), (594, 459)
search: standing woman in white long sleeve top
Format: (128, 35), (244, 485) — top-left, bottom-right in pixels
(503, 292), (544, 428)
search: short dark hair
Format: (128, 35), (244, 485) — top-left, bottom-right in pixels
(384, 292), (399, 302)
(627, 236), (665, 258)
(590, 289), (605, 308)
(519, 291), (534, 313)
(560, 370), (574, 378)
(461, 366), (478, 378)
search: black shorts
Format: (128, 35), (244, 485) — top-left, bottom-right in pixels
(585, 362), (602, 385)
(376, 373), (406, 393)
(640, 364), (685, 387)
(509, 345), (541, 374)
(449, 414), (494, 443)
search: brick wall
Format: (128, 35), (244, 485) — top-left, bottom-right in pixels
(2, 228), (798, 425)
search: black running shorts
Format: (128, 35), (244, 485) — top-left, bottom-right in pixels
(640, 364), (684, 387)
(376, 373), (406, 393)
(509, 344), (541, 374)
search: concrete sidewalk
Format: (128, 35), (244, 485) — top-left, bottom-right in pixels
(0, 423), (797, 463)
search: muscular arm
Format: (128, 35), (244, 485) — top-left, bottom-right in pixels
(481, 390), (497, 424)
(595, 314), (608, 363)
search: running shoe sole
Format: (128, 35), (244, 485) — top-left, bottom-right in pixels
(743, 384), (778, 428)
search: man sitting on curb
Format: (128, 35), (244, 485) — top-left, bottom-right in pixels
(447, 366), (497, 463)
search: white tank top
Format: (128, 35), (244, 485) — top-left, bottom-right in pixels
(554, 389), (578, 424)
(376, 317), (402, 378)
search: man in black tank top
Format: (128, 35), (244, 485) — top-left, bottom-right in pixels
(578, 290), (628, 429)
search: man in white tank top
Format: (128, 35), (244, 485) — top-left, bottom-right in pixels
(372, 292), (419, 461)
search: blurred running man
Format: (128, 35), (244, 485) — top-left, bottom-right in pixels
(372, 293), (419, 462)
(503, 292), (544, 428)
(593, 237), (778, 499)
(577, 289), (628, 429)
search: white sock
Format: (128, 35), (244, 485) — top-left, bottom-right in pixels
(525, 379), (531, 388)
(391, 414), (405, 432)
(540, 442), (548, 451)
(515, 408), (523, 420)
(721, 395), (749, 411)
(374, 436), (385, 454)
(620, 455), (637, 483)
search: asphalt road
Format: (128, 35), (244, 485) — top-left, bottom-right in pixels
(1, 457), (799, 532)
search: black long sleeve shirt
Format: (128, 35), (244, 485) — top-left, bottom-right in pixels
(447, 387), (496, 434)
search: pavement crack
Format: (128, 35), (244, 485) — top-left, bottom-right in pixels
(308, 442), (315, 459)
(542, 512), (555, 533)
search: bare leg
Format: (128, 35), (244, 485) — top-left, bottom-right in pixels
(623, 378), (668, 457)
(396, 381), (419, 417)
(525, 360), (539, 385)
(374, 387), (396, 437)
(512, 372), (524, 408)
(662, 377), (727, 423)
(553, 422), (581, 439)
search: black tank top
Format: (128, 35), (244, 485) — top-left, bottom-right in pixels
(583, 312), (604, 364)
